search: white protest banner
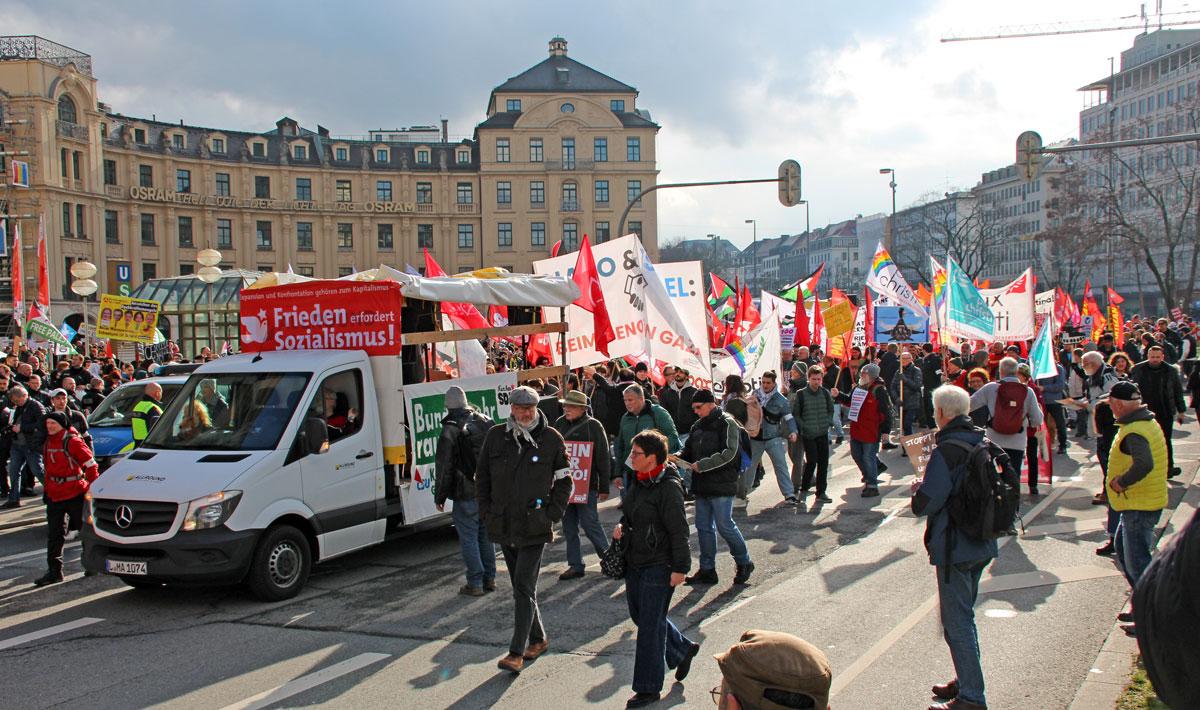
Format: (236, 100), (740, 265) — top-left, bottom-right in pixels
(851, 303), (867, 350)
(847, 387), (868, 422)
(865, 242), (927, 317)
(1035, 289), (1056, 331)
(564, 440), (595, 504)
(402, 373), (516, 523)
(534, 235), (710, 385)
(761, 291), (796, 349)
(980, 268), (1036, 341)
(712, 310), (782, 394)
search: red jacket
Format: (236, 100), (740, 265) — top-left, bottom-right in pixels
(847, 384), (892, 444)
(42, 428), (100, 502)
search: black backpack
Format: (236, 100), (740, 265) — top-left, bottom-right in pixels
(453, 411), (494, 480)
(941, 438), (1020, 543)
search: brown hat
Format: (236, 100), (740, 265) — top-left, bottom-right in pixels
(714, 629), (832, 709)
(560, 390), (589, 407)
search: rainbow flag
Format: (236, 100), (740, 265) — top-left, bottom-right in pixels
(724, 338), (750, 371)
(10, 161), (30, 188)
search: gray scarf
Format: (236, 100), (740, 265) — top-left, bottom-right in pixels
(506, 409), (543, 448)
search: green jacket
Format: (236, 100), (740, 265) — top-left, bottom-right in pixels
(792, 385), (834, 439)
(613, 401), (680, 476)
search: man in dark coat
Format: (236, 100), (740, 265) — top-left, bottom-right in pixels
(476, 386), (572, 674)
(657, 367), (698, 435)
(1130, 345), (1187, 477)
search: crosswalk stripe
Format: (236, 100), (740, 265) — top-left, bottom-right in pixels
(0, 542), (80, 567)
(0, 617), (103, 651)
(219, 652), (391, 710)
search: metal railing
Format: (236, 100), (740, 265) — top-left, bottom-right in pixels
(56, 120), (88, 142)
(561, 200), (581, 212)
(456, 203), (479, 214)
(0, 36), (93, 77)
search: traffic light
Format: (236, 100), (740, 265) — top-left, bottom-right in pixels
(1015, 131), (1043, 182)
(778, 159), (802, 207)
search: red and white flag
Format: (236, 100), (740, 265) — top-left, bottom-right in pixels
(423, 248), (489, 330)
(28, 216), (51, 323)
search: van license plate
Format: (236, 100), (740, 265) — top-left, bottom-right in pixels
(105, 560), (148, 575)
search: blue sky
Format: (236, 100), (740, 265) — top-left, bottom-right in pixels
(8, 0), (1152, 247)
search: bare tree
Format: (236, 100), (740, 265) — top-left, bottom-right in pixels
(893, 191), (993, 284)
(1038, 164), (1110, 296)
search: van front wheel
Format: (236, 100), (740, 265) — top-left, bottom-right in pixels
(247, 525), (311, 601)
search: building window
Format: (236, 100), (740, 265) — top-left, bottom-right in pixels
(337, 223), (353, 249)
(595, 180), (609, 204)
(104, 210), (119, 244)
(216, 173), (230, 196)
(252, 142), (265, 158)
(297, 222), (313, 251)
(62, 203), (72, 237)
(458, 150), (470, 164)
(560, 102), (575, 113)
(562, 138), (575, 169)
(629, 221), (642, 237)
(178, 216), (193, 247)
(375, 148), (389, 162)
(530, 181), (545, 206)
(457, 224), (474, 249)
(103, 159), (116, 186)
(506, 98), (522, 112)
(73, 204), (84, 237)
(139, 164), (153, 188)
(529, 138), (543, 162)
(563, 223), (579, 251)
(628, 179), (642, 205)
(496, 138), (510, 163)
(294, 144), (308, 160)
(417, 149), (430, 164)
(531, 222), (546, 247)
(498, 223), (512, 248)
(176, 169), (191, 193)
(60, 148), (68, 179)
(179, 263), (194, 276)
(456, 182), (473, 204)
(596, 221), (610, 243)
(254, 176), (270, 199)
(256, 221), (273, 250)
(627, 137), (641, 162)
(216, 219), (233, 249)
(338, 267), (353, 278)
(417, 224), (433, 249)
(335, 147), (348, 161)
(376, 180), (393, 201)
(336, 180), (352, 202)
(133, 128), (146, 144)
(172, 134), (184, 149)
(611, 99), (625, 112)
(140, 213), (155, 245)
(416, 182), (432, 204)
(377, 223), (394, 250)
(296, 177), (312, 201)
(594, 137), (607, 162)
(496, 180), (512, 205)
(297, 266), (314, 277)
(211, 138), (225, 153)
(72, 151), (81, 179)
(142, 262), (157, 282)
(57, 94), (77, 123)
(563, 182), (578, 210)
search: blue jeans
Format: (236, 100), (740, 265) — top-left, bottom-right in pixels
(626, 563), (692, 694)
(7, 444), (43, 503)
(451, 499), (496, 588)
(849, 439), (880, 487)
(563, 490), (608, 571)
(831, 404), (845, 440)
(901, 405), (919, 436)
(936, 557), (992, 706)
(741, 437), (795, 499)
(694, 495), (751, 570)
(1114, 509), (1161, 587)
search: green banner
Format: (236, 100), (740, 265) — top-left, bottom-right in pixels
(24, 317), (78, 354)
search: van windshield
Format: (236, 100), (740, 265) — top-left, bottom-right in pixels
(89, 383), (184, 428)
(141, 372), (311, 451)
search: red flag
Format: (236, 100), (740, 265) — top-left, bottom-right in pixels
(794, 298), (810, 347)
(705, 299), (727, 348)
(424, 248), (489, 330)
(28, 216), (50, 323)
(10, 221), (23, 327)
(723, 278), (741, 347)
(1081, 280), (1105, 343)
(863, 288), (875, 346)
(488, 304), (509, 327)
(811, 296), (825, 350)
(550, 240), (563, 257)
(526, 331), (554, 366)
(735, 285), (761, 340)
(571, 236), (615, 356)
(1106, 286), (1125, 305)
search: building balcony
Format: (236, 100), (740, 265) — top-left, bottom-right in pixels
(456, 202), (479, 214)
(56, 120), (89, 142)
(415, 203), (435, 213)
(561, 200), (581, 212)
(544, 160), (594, 171)
(104, 184), (122, 198)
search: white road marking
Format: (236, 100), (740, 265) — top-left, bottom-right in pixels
(0, 588), (125, 632)
(0, 617), (103, 651)
(0, 542), (80, 567)
(699, 595), (756, 627)
(219, 652), (391, 710)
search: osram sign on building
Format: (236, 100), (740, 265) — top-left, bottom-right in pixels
(239, 281), (404, 356)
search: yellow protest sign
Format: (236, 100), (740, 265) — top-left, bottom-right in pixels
(96, 294), (161, 344)
(822, 301), (855, 337)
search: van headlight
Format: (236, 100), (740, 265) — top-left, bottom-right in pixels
(181, 491), (242, 531)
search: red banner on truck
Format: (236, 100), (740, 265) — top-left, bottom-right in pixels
(239, 280), (403, 356)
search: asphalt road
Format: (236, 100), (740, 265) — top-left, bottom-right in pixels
(0, 421), (1195, 709)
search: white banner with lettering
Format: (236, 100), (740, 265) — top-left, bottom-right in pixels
(980, 268), (1037, 341)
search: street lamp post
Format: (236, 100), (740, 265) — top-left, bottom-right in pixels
(879, 168), (897, 251)
(69, 260), (98, 353)
(798, 200), (811, 282)
(744, 219), (757, 290)
(196, 248), (223, 355)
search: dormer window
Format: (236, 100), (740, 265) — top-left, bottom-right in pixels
(252, 142), (265, 157)
(334, 145), (348, 161)
(610, 99), (625, 112)
(134, 127), (146, 144)
(375, 148), (389, 162)
(293, 144), (308, 160)
(172, 134), (185, 149)
(458, 150), (470, 164)
(506, 99), (522, 112)
(211, 137), (226, 153)
(417, 148), (431, 164)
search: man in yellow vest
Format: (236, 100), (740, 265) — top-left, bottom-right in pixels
(130, 382), (164, 447)
(1105, 381), (1169, 636)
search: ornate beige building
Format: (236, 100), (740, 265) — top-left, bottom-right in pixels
(0, 35), (659, 337)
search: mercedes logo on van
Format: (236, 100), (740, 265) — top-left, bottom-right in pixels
(114, 505), (135, 529)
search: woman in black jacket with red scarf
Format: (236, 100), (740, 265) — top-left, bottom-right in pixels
(613, 430), (698, 708)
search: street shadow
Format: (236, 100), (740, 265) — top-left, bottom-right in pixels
(984, 541), (1054, 612)
(819, 546), (913, 594)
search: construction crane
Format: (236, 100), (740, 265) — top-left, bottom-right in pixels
(941, 3), (1200, 42)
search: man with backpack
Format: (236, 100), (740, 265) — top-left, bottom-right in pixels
(739, 371), (799, 505)
(913, 385), (1017, 710)
(35, 410), (101, 586)
(434, 386), (497, 597)
(968, 356), (1044, 495)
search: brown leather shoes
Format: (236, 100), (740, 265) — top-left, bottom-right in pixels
(497, 653), (524, 673)
(928, 698), (986, 710)
(932, 680), (958, 700)
(523, 639), (549, 660)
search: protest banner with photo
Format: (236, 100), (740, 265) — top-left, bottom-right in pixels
(534, 235), (710, 385)
(402, 373), (517, 523)
(980, 269), (1036, 341)
(96, 294), (162, 344)
(873, 306), (929, 344)
(238, 280), (403, 356)
(564, 440), (595, 504)
(901, 431), (938, 479)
